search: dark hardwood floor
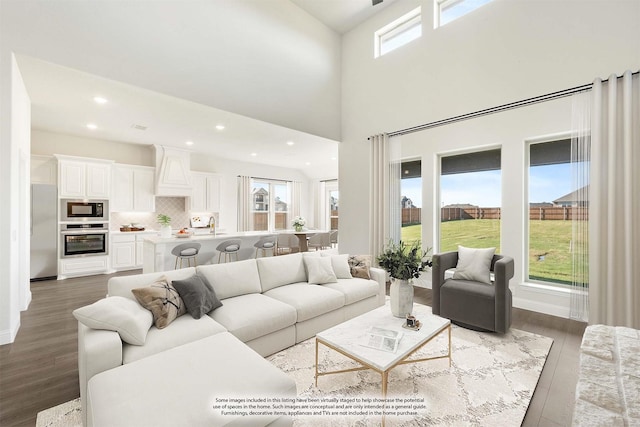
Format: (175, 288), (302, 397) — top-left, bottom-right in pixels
(0, 274), (585, 426)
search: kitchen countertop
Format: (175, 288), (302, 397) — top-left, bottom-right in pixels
(143, 230), (274, 244)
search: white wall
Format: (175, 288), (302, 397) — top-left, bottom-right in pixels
(0, 54), (32, 345)
(340, 0), (640, 317)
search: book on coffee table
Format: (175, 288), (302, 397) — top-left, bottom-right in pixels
(361, 326), (403, 353)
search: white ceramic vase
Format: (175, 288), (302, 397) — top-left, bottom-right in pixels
(160, 225), (172, 238)
(390, 278), (413, 318)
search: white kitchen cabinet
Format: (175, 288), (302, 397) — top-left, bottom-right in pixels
(31, 155), (57, 185)
(112, 232), (155, 271)
(58, 256), (109, 280)
(112, 165), (155, 212)
(190, 172), (221, 213)
(56, 155), (112, 199)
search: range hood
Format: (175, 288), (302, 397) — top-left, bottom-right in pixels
(154, 145), (192, 197)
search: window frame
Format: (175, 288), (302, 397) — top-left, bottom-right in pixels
(374, 7), (422, 58)
(434, 0), (493, 29)
(250, 178), (291, 232)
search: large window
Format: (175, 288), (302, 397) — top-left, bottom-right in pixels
(439, 149), (501, 252)
(251, 179), (290, 231)
(400, 160), (422, 244)
(528, 139), (588, 286)
(375, 7), (421, 58)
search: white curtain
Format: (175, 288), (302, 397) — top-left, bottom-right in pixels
(237, 175), (252, 232)
(589, 70), (640, 328)
(569, 90), (591, 322)
(369, 133), (402, 263)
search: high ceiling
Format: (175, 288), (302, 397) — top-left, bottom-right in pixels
(13, 0), (396, 179)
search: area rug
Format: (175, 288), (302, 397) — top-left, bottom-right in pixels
(37, 322), (552, 427)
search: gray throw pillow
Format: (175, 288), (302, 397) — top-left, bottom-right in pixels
(171, 275), (222, 319)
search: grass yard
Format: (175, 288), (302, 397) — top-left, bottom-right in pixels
(401, 219), (588, 284)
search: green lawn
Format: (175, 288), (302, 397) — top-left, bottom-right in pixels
(401, 219), (588, 284)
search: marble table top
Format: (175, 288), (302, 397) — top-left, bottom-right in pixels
(316, 302), (450, 372)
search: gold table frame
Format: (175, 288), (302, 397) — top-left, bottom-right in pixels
(314, 323), (451, 397)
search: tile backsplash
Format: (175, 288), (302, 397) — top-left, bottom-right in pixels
(111, 197), (191, 231)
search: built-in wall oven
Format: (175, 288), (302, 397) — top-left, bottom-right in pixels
(61, 199), (109, 222)
(60, 223), (109, 258)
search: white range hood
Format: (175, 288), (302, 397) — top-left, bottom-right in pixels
(154, 145), (192, 197)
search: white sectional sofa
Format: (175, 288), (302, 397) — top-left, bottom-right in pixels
(76, 251), (385, 426)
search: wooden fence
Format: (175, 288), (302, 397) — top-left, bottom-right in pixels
(402, 206), (588, 225)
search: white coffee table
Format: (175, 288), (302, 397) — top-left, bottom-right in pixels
(315, 302), (451, 397)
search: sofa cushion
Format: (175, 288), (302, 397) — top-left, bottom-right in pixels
(321, 253), (353, 279)
(108, 268), (197, 301)
(304, 256), (337, 285)
(196, 259), (261, 300)
(122, 315), (226, 364)
(171, 275), (222, 319)
(348, 255), (372, 279)
(322, 278), (379, 305)
(132, 277), (187, 329)
(73, 296), (153, 346)
(89, 332), (297, 427)
(208, 293), (297, 343)
(452, 245), (496, 285)
(264, 284), (345, 322)
(257, 252), (307, 292)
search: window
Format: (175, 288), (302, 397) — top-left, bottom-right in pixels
(251, 179), (290, 231)
(329, 190), (339, 230)
(400, 160), (422, 244)
(375, 7), (421, 58)
(439, 149), (501, 252)
(435, 0), (493, 28)
(528, 139), (588, 286)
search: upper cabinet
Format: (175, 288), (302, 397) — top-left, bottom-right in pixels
(31, 155), (57, 185)
(190, 172), (221, 213)
(56, 155), (113, 199)
(112, 164), (155, 212)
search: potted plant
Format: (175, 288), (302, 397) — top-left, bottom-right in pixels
(157, 214), (172, 238)
(377, 240), (432, 317)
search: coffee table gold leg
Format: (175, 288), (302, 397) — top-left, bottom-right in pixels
(315, 339), (319, 387)
(448, 325), (452, 367)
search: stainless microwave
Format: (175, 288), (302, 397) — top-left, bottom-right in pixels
(61, 199), (109, 221)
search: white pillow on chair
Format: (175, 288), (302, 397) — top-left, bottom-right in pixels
(452, 245), (496, 285)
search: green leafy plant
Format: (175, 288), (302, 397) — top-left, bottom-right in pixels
(376, 240), (432, 281)
(157, 214), (171, 226)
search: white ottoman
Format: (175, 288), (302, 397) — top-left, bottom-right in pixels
(86, 332), (296, 427)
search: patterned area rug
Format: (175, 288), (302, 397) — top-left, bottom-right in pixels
(37, 321), (552, 427)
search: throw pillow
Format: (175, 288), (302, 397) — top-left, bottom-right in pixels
(72, 296), (153, 345)
(171, 275), (222, 319)
(132, 276), (187, 329)
(348, 255), (371, 279)
(452, 245), (496, 285)
(324, 254), (352, 279)
(303, 256), (338, 285)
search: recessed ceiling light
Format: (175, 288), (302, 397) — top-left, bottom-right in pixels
(331, 157), (337, 161)
(185, 141), (194, 146)
(216, 124), (225, 130)
(93, 96), (108, 104)
(86, 123), (97, 130)
(305, 162), (311, 166)
(286, 141), (295, 146)
(251, 152), (257, 157)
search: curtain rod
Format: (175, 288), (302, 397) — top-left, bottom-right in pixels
(372, 71), (638, 139)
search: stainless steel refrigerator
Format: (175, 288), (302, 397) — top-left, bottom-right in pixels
(30, 183), (58, 280)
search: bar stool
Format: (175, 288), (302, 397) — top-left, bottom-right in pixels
(254, 235), (277, 258)
(216, 239), (241, 263)
(171, 243), (201, 269)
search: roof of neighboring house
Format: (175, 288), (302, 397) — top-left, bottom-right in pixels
(553, 186), (589, 204)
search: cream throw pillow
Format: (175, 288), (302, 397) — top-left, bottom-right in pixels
(320, 253), (353, 279)
(304, 256), (338, 285)
(72, 296), (153, 345)
(452, 245), (496, 285)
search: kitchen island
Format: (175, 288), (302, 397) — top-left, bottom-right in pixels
(142, 231), (276, 273)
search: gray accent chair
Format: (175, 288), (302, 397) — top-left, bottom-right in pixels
(431, 251), (514, 333)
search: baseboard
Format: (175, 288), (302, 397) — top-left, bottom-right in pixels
(0, 320), (21, 345)
(21, 289), (32, 311)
